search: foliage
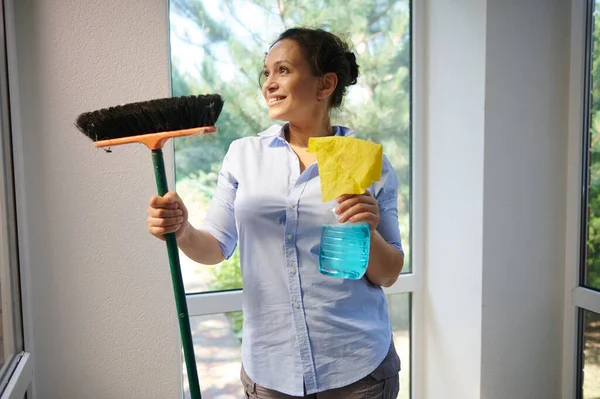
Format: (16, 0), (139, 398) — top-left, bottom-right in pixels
(586, 6), (600, 293)
(226, 311), (245, 343)
(170, 0), (411, 339)
(170, 0), (410, 202)
(209, 249), (243, 291)
(583, 4), (600, 358)
(177, 176), (245, 340)
(209, 247), (243, 340)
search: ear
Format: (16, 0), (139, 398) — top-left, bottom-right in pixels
(317, 72), (338, 101)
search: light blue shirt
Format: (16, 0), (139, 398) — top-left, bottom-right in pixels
(202, 124), (403, 396)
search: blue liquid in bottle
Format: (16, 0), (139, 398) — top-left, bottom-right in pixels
(318, 222), (371, 279)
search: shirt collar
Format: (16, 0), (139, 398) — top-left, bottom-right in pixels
(257, 123), (356, 142)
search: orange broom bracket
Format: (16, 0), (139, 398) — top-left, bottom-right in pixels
(93, 126), (217, 150)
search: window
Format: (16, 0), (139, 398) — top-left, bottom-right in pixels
(0, 0), (21, 379)
(185, 294), (411, 398)
(573, 1), (600, 398)
(0, 0), (31, 397)
(581, 310), (600, 398)
(169, 0), (416, 397)
(585, 0), (600, 294)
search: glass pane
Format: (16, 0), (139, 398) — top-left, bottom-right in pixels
(585, 0), (600, 291)
(582, 310), (600, 399)
(388, 293), (411, 399)
(0, 2), (22, 376)
(0, 204), (21, 377)
(169, 0), (413, 294)
(185, 312), (243, 398)
(0, 251), (7, 370)
(185, 293), (410, 398)
(0, 134), (19, 380)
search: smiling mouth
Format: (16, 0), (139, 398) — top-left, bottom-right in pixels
(268, 96), (286, 107)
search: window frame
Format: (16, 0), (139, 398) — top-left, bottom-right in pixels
(0, 0), (34, 397)
(564, 0), (600, 398)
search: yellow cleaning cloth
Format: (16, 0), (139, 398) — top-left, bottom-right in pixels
(307, 136), (383, 202)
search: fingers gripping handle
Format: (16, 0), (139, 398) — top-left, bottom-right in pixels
(151, 149), (202, 399)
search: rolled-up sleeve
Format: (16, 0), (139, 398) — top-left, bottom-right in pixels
(373, 155), (404, 255)
(202, 141), (239, 259)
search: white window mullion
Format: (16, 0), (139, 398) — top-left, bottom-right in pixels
(383, 274), (417, 295)
(1, 352), (32, 399)
(187, 275), (420, 318)
(409, 0), (426, 396)
(186, 290), (243, 317)
(573, 287), (600, 315)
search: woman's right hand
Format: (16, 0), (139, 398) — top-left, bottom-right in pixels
(147, 191), (189, 240)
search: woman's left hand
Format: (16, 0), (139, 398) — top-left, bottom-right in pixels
(335, 191), (380, 232)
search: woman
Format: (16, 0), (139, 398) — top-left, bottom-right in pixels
(147, 28), (404, 398)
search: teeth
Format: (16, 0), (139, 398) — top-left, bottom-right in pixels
(269, 97), (284, 104)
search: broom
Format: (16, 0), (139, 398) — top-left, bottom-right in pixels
(75, 94), (224, 399)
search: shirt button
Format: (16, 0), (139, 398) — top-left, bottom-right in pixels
(287, 234), (293, 240)
(289, 204), (295, 209)
(294, 302), (301, 309)
(289, 267), (297, 275)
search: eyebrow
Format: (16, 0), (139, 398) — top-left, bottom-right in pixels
(263, 60), (291, 69)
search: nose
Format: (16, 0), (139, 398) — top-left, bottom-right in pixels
(263, 74), (278, 93)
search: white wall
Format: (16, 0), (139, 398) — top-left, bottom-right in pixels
(11, 1), (180, 398)
(481, 0), (570, 397)
(424, 0), (570, 398)
(423, 0), (487, 397)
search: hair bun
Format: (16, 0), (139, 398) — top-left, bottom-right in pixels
(345, 52), (358, 85)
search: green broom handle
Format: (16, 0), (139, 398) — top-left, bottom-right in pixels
(151, 149), (202, 399)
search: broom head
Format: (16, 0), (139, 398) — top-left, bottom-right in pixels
(75, 94), (224, 150)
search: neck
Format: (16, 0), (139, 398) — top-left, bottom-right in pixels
(286, 117), (332, 148)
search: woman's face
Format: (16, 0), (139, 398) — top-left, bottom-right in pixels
(262, 39), (323, 122)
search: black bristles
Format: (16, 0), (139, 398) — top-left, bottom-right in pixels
(75, 94), (224, 142)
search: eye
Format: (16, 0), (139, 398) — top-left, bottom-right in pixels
(263, 70), (270, 78)
(278, 66), (289, 74)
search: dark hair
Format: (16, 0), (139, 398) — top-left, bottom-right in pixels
(268, 27), (359, 108)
